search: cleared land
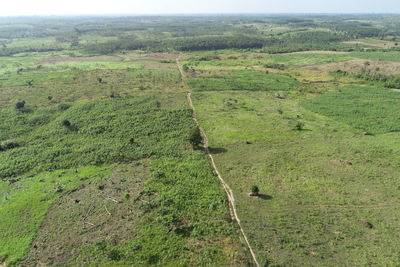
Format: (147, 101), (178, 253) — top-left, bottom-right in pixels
(1, 15), (400, 267)
(184, 54), (400, 266)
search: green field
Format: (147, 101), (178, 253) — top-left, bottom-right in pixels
(192, 90), (400, 266)
(1, 15), (400, 267)
(187, 70), (302, 92)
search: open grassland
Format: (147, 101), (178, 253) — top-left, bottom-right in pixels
(0, 65), (184, 108)
(2, 15), (400, 267)
(192, 90), (400, 266)
(302, 85), (400, 134)
(264, 53), (353, 67)
(187, 70), (302, 92)
(0, 50), (250, 266)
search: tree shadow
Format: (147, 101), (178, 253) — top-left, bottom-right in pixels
(257, 194), (272, 200)
(208, 147), (228, 154)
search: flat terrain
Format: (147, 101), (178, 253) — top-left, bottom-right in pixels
(1, 15), (400, 266)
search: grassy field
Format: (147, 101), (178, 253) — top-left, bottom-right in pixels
(0, 51), (250, 265)
(187, 70), (302, 92)
(2, 15), (400, 267)
(192, 90), (400, 266)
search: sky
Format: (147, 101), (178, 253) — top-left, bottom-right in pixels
(0, 0), (399, 16)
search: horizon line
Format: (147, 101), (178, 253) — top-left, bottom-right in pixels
(1, 12), (400, 18)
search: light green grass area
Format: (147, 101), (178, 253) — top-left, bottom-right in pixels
(0, 53), (52, 75)
(264, 53), (353, 67)
(0, 69), (79, 86)
(349, 51), (400, 62)
(0, 67), (184, 108)
(5, 37), (69, 50)
(187, 70), (302, 91)
(184, 59), (263, 69)
(193, 90), (400, 266)
(44, 60), (142, 71)
(0, 166), (111, 265)
(302, 85), (400, 134)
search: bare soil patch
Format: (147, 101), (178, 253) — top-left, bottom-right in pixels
(22, 161), (149, 266)
(303, 59), (400, 75)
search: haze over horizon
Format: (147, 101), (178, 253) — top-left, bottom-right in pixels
(1, 0), (400, 16)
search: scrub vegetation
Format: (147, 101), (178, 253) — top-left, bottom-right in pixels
(1, 14), (400, 266)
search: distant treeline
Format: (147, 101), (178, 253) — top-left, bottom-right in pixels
(1, 15), (400, 56)
(85, 30), (351, 54)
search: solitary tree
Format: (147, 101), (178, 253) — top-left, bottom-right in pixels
(188, 127), (202, 149)
(250, 185), (260, 196)
(61, 120), (71, 127)
(15, 100), (25, 110)
(294, 122), (304, 131)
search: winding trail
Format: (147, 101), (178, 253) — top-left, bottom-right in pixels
(177, 58), (260, 267)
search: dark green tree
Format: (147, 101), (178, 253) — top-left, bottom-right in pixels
(188, 127), (202, 149)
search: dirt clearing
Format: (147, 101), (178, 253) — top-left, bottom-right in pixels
(22, 161), (149, 266)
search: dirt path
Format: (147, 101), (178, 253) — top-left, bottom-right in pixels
(177, 58), (260, 267)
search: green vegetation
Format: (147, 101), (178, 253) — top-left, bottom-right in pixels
(0, 96), (193, 178)
(187, 70), (302, 92)
(188, 126), (203, 149)
(303, 85), (400, 134)
(0, 166), (111, 265)
(250, 185), (260, 196)
(192, 90), (400, 266)
(2, 14), (400, 267)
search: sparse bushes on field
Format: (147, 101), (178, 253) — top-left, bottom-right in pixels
(0, 96), (194, 178)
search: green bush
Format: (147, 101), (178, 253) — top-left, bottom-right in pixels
(251, 185), (260, 196)
(294, 122), (304, 131)
(15, 101), (25, 110)
(188, 127), (202, 149)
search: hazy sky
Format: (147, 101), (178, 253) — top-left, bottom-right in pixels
(1, 0), (399, 16)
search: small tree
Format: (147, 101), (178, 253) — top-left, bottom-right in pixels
(251, 185), (260, 196)
(61, 120), (71, 127)
(189, 127), (202, 149)
(15, 100), (25, 110)
(294, 122), (304, 131)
